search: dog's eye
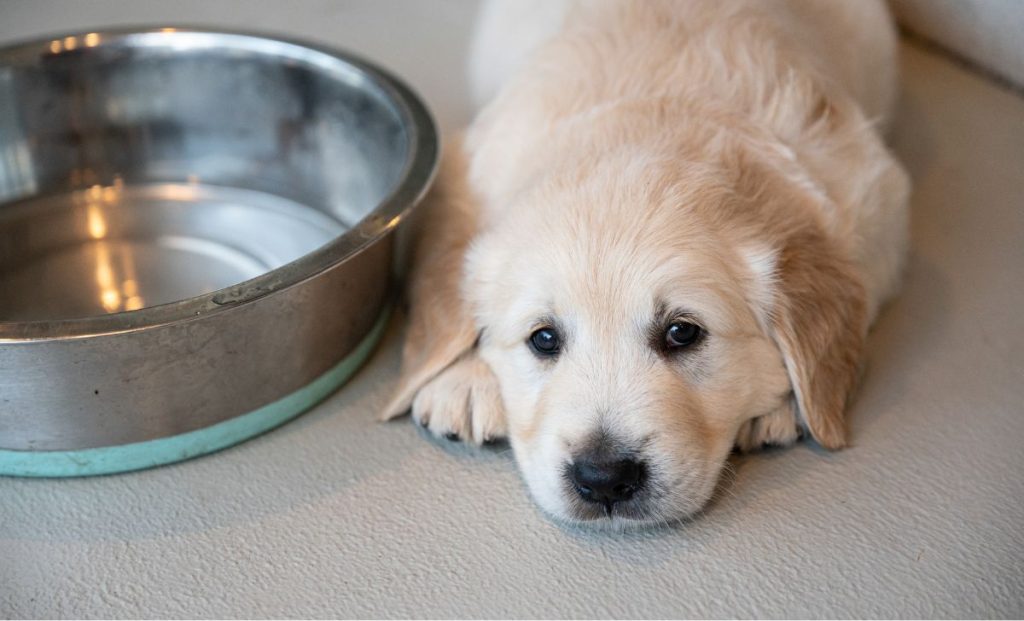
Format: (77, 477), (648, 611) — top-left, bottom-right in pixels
(528, 327), (561, 357)
(665, 321), (702, 349)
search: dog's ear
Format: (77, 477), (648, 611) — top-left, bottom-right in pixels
(769, 224), (866, 449)
(737, 156), (868, 450)
(382, 138), (482, 420)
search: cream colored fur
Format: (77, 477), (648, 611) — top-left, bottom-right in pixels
(385, 0), (909, 527)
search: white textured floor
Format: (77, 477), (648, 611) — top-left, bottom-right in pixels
(2, 2), (1023, 618)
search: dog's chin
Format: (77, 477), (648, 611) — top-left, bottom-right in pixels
(569, 503), (692, 531)
(539, 497), (700, 532)
(525, 474), (712, 531)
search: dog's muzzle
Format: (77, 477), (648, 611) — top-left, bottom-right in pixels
(568, 453), (646, 516)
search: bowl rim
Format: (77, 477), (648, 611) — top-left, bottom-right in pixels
(0, 26), (438, 342)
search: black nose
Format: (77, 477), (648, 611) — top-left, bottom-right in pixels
(570, 457), (644, 508)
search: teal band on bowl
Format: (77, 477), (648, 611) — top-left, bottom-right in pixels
(0, 306), (391, 478)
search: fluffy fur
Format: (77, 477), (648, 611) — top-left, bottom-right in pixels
(384, 0), (909, 527)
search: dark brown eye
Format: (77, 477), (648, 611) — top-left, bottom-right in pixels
(665, 321), (702, 349)
(528, 327), (561, 357)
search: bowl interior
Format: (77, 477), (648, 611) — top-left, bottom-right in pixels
(0, 30), (410, 322)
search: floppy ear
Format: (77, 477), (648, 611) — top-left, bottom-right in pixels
(733, 145), (869, 450)
(382, 136), (482, 420)
(770, 223), (867, 449)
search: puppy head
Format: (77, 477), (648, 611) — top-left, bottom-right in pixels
(465, 141), (866, 526)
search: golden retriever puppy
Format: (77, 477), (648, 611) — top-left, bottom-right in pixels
(384, 0), (910, 526)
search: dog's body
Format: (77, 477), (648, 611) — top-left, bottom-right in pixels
(386, 0), (909, 526)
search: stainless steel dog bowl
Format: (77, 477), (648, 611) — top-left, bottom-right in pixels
(0, 28), (437, 476)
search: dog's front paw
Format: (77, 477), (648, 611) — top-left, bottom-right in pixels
(735, 403), (802, 452)
(407, 355), (507, 445)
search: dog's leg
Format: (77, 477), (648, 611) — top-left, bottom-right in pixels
(409, 355), (507, 445)
(735, 403), (802, 452)
(382, 136), (507, 445)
